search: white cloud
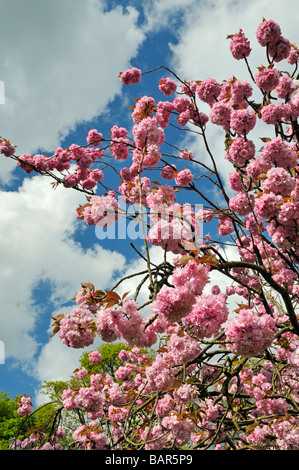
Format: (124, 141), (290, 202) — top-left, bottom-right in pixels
(0, 0), (145, 183)
(141, 0), (198, 33)
(0, 174), (126, 363)
(167, 0), (299, 81)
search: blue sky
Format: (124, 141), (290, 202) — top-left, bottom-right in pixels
(1, 0), (299, 407)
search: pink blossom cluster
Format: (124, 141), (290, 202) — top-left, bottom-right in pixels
(196, 78), (221, 106)
(147, 202), (201, 254)
(161, 413), (195, 446)
(73, 424), (107, 450)
(119, 175), (151, 205)
(226, 136), (255, 166)
(174, 168), (194, 186)
(163, 331), (201, 366)
(256, 19), (292, 63)
(10, 427), (65, 450)
(88, 350), (102, 364)
(229, 28), (252, 60)
(224, 309), (277, 357)
(17, 395), (32, 416)
(243, 417), (299, 450)
(230, 108), (256, 135)
(110, 125), (130, 161)
(159, 77), (177, 96)
(132, 115), (165, 167)
(183, 292), (229, 339)
(119, 67), (141, 86)
(17, 136), (105, 191)
(79, 191), (120, 227)
(95, 300), (157, 348)
(149, 260), (209, 323)
(59, 305), (96, 349)
(0, 139), (16, 156)
(156, 100), (175, 128)
(254, 66), (280, 91)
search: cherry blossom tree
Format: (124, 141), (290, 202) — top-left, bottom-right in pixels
(4, 18), (299, 450)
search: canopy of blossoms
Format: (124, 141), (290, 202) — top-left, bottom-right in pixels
(3, 18), (299, 451)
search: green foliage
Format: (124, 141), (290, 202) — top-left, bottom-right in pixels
(0, 392), (34, 449)
(80, 343), (131, 378)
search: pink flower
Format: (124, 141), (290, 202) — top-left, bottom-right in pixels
(161, 414), (195, 445)
(268, 36), (291, 62)
(256, 19), (281, 47)
(0, 140), (15, 156)
(275, 75), (297, 99)
(159, 77), (177, 96)
(209, 102), (232, 130)
(151, 285), (196, 323)
(17, 154), (35, 173)
(147, 205), (199, 254)
(96, 307), (122, 343)
(72, 424), (107, 450)
(132, 96), (156, 124)
(161, 164), (176, 180)
(196, 78), (221, 106)
(254, 67), (280, 91)
(119, 67), (141, 85)
(245, 157), (271, 182)
(74, 367), (88, 380)
(87, 129), (102, 146)
(156, 101), (174, 128)
(230, 108), (256, 135)
(229, 192), (254, 216)
(156, 394), (174, 419)
(231, 80), (253, 107)
(119, 175), (151, 205)
(287, 45), (299, 64)
(177, 109), (192, 126)
(63, 173), (80, 188)
(164, 332), (201, 366)
(82, 193), (120, 227)
(17, 396), (32, 416)
(224, 309), (276, 357)
(228, 136), (255, 166)
(145, 356), (175, 392)
(133, 116), (164, 149)
(173, 97), (190, 113)
(260, 167), (295, 196)
(229, 29), (251, 60)
(88, 350), (102, 364)
(172, 259), (209, 295)
(260, 103), (283, 124)
(59, 306), (96, 349)
(254, 192), (283, 220)
(245, 213), (265, 235)
(183, 293), (229, 339)
(175, 168), (194, 187)
(228, 169), (250, 192)
(261, 137), (297, 169)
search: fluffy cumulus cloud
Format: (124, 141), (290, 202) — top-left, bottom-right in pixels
(0, 0), (145, 183)
(0, 174), (126, 364)
(166, 0), (299, 80)
(0, 0), (144, 397)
